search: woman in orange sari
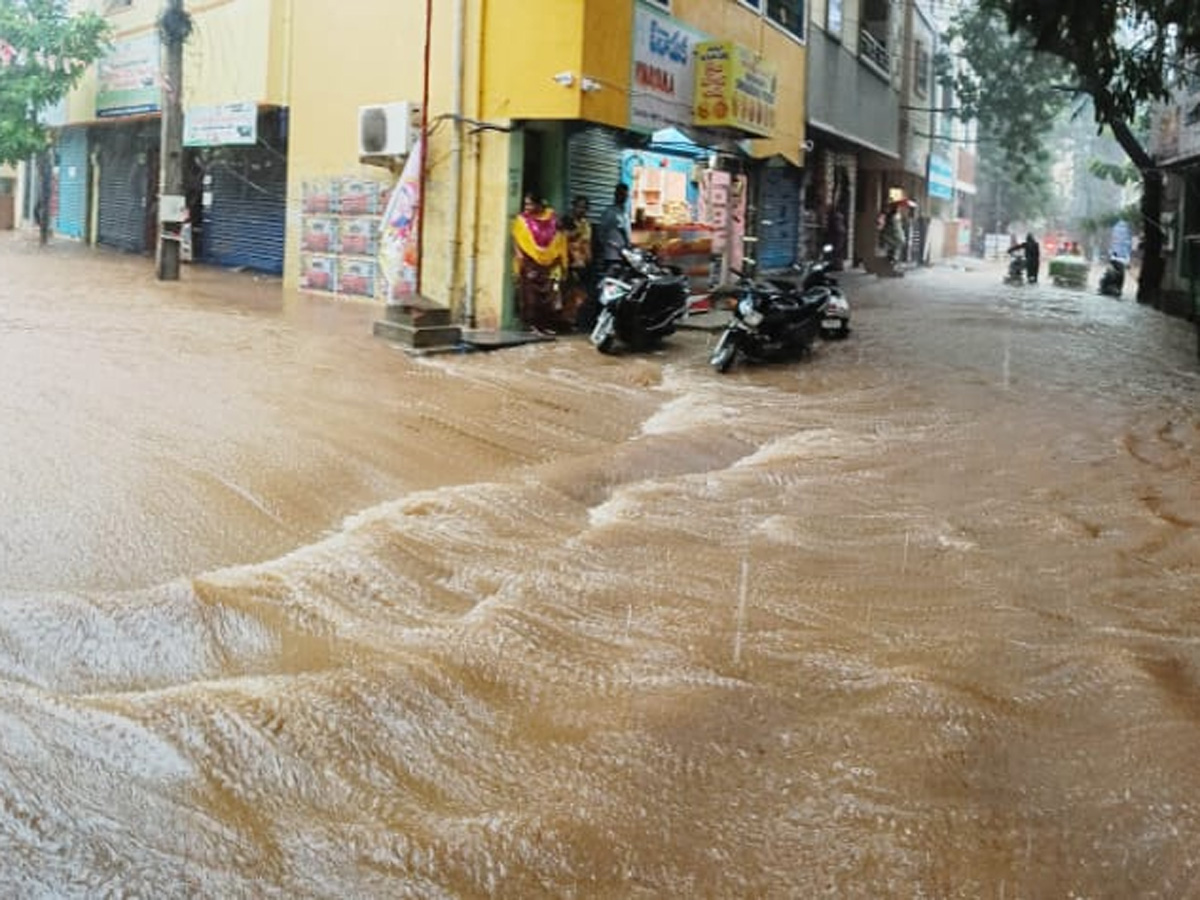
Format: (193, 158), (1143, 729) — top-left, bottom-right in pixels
(511, 193), (569, 334)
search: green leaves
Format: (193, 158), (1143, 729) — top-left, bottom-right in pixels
(0, 0), (110, 165)
(940, 5), (1069, 223)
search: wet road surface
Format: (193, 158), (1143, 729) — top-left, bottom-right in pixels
(2, 234), (1199, 897)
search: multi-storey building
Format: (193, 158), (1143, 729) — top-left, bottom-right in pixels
(48, 0), (810, 330)
(803, 0), (903, 268)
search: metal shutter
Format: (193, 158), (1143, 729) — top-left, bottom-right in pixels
(55, 128), (88, 240)
(758, 164), (801, 271)
(568, 124), (624, 220)
(96, 126), (154, 254)
(202, 143), (287, 274)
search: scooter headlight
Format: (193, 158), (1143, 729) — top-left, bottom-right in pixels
(738, 297), (763, 327)
(600, 279), (630, 305)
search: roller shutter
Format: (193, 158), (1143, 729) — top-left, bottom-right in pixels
(96, 125), (156, 254)
(201, 115), (288, 275)
(758, 165), (801, 271)
(567, 124), (624, 220)
(55, 128), (88, 240)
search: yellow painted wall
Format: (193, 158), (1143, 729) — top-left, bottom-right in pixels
(579, 0), (634, 127)
(671, 0), (807, 164)
(480, 0), (586, 121)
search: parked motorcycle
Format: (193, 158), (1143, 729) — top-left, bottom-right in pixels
(1099, 253), (1126, 297)
(708, 273), (832, 373)
(769, 244), (850, 339)
(590, 247), (691, 354)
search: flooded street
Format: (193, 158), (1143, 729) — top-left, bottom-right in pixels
(2, 233), (1199, 897)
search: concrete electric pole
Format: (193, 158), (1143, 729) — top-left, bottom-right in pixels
(156, 0), (188, 280)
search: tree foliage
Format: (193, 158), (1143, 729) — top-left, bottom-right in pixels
(977, 0), (1198, 302)
(938, 5), (1069, 227)
(0, 0), (109, 165)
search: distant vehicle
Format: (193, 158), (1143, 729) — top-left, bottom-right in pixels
(1099, 254), (1126, 298)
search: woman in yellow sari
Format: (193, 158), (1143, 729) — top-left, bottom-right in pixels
(512, 194), (569, 334)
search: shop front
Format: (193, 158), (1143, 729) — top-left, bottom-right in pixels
(186, 104), (289, 275)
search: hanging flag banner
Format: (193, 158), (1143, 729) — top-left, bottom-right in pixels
(378, 136), (423, 300)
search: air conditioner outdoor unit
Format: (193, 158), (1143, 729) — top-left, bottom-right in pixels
(358, 102), (421, 157)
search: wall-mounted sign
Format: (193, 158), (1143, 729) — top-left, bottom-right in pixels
(693, 41), (777, 138)
(928, 153), (954, 200)
(629, 1), (706, 133)
(96, 32), (160, 118)
(184, 102), (258, 147)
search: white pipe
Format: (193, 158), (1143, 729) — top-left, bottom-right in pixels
(462, 0), (481, 327)
(447, 0), (466, 312)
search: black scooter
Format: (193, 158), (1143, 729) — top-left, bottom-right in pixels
(590, 248), (691, 354)
(708, 272), (831, 373)
(767, 243), (850, 339)
(1099, 254), (1126, 297)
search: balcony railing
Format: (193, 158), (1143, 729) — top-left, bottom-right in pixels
(860, 28), (890, 75)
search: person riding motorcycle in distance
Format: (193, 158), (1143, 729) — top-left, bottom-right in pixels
(1008, 232), (1041, 284)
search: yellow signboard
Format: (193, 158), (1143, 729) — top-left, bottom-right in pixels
(693, 41), (777, 138)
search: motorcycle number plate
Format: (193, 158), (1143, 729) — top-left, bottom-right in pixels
(821, 318), (843, 328)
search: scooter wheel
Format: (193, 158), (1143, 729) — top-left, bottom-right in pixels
(710, 335), (737, 373)
(590, 311), (616, 354)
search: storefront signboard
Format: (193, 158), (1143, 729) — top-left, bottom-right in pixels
(184, 102), (258, 147)
(692, 41), (777, 138)
(928, 153), (954, 200)
(96, 32), (160, 118)
(630, 2), (706, 133)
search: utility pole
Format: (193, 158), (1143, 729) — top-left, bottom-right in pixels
(156, 0), (187, 280)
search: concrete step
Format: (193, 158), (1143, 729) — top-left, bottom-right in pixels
(383, 295), (453, 328)
(372, 318), (462, 349)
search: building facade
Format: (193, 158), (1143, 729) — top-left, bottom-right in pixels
(50, 0), (809, 330)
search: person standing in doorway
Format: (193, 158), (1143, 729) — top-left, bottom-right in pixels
(511, 193), (568, 334)
(562, 195), (595, 331)
(598, 182), (632, 268)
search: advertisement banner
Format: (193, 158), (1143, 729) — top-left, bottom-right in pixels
(378, 136), (422, 299)
(693, 41), (777, 137)
(184, 102), (257, 147)
(97, 33), (160, 118)
(630, 2), (705, 133)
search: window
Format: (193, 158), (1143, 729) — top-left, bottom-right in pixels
(645, 0), (670, 7)
(827, 0), (843, 37)
(767, 0), (804, 40)
(104, 0), (133, 12)
(915, 41), (929, 97)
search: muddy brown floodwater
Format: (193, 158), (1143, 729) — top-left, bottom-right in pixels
(1, 233), (1199, 897)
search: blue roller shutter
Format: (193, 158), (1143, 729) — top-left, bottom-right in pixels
(758, 164), (801, 271)
(55, 128), (88, 240)
(202, 142), (287, 275)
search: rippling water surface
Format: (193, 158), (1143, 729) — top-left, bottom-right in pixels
(2, 236), (1199, 897)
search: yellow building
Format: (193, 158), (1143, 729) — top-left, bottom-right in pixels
(56, 0), (807, 330)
